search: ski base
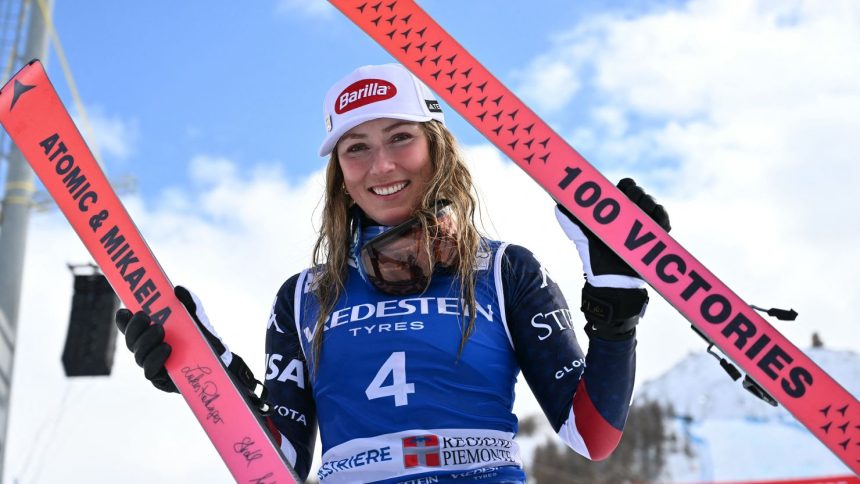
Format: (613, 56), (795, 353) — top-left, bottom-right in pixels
(0, 60), (298, 483)
(328, 0), (859, 473)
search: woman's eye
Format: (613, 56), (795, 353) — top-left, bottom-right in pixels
(391, 133), (412, 143)
(345, 143), (367, 153)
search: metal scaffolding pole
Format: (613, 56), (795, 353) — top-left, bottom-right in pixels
(0, 0), (52, 477)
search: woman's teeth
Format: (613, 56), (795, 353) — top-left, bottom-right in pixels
(372, 182), (407, 196)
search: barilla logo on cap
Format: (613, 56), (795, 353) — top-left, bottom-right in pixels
(335, 79), (397, 114)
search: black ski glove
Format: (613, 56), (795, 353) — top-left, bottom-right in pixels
(115, 286), (268, 410)
(555, 178), (672, 340)
(115, 306), (176, 393)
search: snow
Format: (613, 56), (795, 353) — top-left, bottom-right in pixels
(637, 348), (860, 423)
(515, 347), (860, 482)
(637, 347), (860, 481)
(664, 418), (850, 482)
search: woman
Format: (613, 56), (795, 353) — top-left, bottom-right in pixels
(117, 63), (670, 483)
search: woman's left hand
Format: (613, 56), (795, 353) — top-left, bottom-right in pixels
(554, 178), (671, 288)
(555, 178), (671, 340)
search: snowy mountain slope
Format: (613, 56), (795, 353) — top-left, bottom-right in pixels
(662, 417), (852, 482)
(637, 347), (859, 482)
(636, 347), (860, 422)
(514, 347), (858, 482)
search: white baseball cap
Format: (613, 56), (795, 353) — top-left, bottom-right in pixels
(319, 63), (445, 156)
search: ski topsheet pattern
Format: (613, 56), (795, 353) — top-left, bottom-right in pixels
(328, 0), (859, 473)
(0, 61), (298, 483)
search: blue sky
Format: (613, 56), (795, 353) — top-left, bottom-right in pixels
(46, 0), (683, 197)
(4, 0), (860, 481)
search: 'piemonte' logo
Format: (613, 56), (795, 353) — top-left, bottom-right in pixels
(336, 79), (396, 114)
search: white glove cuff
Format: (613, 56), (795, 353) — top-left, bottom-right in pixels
(188, 289), (233, 366)
(554, 206), (645, 289)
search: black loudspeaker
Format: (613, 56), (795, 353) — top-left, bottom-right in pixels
(61, 272), (120, 377)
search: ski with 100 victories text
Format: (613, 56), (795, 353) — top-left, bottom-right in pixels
(328, 0), (859, 473)
(0, 60), (299, 483)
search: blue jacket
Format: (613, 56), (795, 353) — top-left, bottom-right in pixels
(263, 240), (636, 483)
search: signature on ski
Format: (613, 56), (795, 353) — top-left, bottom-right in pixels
(248, 472), (275, 484)
(181, 365), (224, 424)
(233, 437), (264, 467)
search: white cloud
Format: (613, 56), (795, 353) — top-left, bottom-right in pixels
(513, 58), (581, 114)
(275, 0), (336, 18)
(518, 0), (860, 144)
(72, 107), (138, 164)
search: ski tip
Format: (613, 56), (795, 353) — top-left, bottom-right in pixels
(0, 59), (43, 95)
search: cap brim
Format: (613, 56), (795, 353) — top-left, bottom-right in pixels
(318, 112), (435, 157)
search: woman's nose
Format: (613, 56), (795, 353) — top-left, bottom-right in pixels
(368, 145), (397, 175)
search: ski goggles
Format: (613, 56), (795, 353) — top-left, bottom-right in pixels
(355, 202), (458, 296)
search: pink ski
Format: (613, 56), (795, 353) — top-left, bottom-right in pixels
(329, 0), (859, 473)
(0, 60), (298, 483)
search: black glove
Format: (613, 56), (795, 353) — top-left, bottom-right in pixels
(115, 307), (176, 392)
(555, 178), (671, 340)
(115, 286), (268, 411)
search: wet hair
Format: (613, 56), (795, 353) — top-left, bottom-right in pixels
(309, 120), (484, 372)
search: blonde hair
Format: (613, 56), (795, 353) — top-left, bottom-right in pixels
(309, 120), (483, 372)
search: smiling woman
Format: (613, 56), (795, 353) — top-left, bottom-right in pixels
(114, 62), (672, 483)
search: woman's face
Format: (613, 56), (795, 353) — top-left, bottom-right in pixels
(337, 118), (434, 226)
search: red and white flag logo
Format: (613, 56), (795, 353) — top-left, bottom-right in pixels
(402, 434), (441, 468)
